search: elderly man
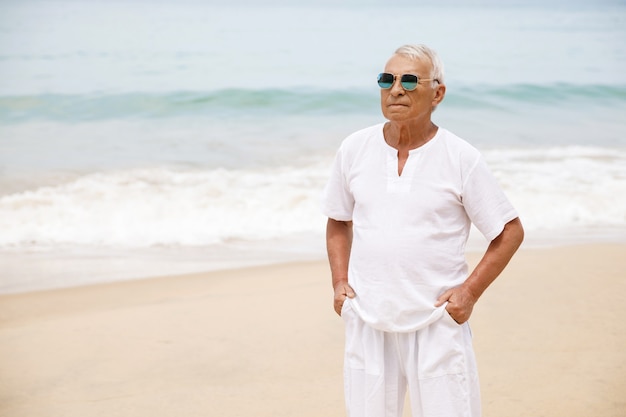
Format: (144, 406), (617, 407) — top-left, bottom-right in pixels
(321, 44), (524, 417)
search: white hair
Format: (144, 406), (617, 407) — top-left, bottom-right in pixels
(394, 44), (445, 87)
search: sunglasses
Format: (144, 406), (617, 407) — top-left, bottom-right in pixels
(377, 73), (438, 91)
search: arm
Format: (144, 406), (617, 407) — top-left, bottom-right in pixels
(326, 218), (356, 315)
(435, 217), (524, 323)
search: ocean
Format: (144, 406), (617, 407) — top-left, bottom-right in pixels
(1, 0), (625, 293)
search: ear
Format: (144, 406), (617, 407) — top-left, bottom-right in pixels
(432, 84), (446, 106)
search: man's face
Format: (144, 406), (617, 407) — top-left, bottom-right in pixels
(380, 54), (444, 123)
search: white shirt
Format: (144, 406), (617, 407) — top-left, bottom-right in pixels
(321, 123), (518, 332)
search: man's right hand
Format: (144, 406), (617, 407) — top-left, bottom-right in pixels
(333, 282), (356, 316)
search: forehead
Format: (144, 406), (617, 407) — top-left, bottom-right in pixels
(384, 53), (432, 75)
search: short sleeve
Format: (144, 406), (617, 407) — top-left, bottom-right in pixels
(462, 156), (518, 241)
(320, 146), (355, 221)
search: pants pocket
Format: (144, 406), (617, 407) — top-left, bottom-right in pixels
(417, 310), (466, 379)
(442, 307), (462, 326)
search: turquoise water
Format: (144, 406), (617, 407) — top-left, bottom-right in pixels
(1, 84), (624, 122)
(0, 0), (625, 292)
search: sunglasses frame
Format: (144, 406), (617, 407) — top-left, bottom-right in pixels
(377, 72), (438, 91)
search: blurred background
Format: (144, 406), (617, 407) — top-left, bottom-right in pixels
(1, 0), (625, 293)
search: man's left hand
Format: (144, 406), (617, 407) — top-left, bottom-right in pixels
(434, 285), (477, 324)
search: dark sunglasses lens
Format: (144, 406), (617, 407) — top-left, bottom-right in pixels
(377, 73), (394, 89)
(400, 74), (418, 91)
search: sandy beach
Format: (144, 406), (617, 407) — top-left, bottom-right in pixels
(1, 244), (625, 417)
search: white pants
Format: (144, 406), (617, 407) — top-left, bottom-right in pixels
(342, 300), (481, 417)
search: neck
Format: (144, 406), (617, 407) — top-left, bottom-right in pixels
(384, 120), (438, 151)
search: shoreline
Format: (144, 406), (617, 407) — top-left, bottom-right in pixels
(1, 243), (625, 416)
(2, 227), (626, 295)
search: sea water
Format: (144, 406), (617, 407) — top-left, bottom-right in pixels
(1, 0), (625, 293)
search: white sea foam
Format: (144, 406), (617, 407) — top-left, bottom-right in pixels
(1, 146), (625, 249)
(0, 163), (330, 247)
(485, 146), (626, 232)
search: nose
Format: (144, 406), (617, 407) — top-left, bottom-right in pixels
(389, 76), (405, 96)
